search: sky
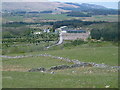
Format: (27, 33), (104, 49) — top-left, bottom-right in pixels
(49, 0), (119, 2)
(2, 0), (119, 2)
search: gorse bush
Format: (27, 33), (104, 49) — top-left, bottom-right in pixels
(63, 39), (85, 47)
(71, 39), (85, 46)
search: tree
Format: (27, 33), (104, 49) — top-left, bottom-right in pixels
(91, 29), (101, 40)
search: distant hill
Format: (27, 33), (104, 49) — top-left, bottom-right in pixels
(65, 2), (107, 9)
(2, 2), (107, 12)
(58, 2), (118, 15)
(2, 2), (79, 12)
(2, 2), (118, 15)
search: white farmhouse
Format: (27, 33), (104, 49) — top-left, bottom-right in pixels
(34, 32), (41, 34)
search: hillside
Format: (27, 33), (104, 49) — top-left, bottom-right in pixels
(2, 2), (108, 12)
(65, 2), (107, 9)
(2, 2), (79, 12)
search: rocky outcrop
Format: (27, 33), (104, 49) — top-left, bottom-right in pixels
(28, 63), (94, 72)
(49, 65), (70, 70)
(28, 67), (46, 72)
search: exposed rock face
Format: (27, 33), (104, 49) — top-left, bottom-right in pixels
(28, 63), (94, 72)
(28, 62), (120, 72)
(70, 64), (84, 68)
(28, 67), (46, 72)
(49, 65), (70, 70)
(49, 63), (94, 71)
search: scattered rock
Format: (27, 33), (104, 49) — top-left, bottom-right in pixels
(105, 85), (110, 88)
(93, 64), (108, 68)
(111, 66), (120, 71)
(50, 71), (55, 74)
(72, 71), (76, 73)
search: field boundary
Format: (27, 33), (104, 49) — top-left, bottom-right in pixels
(1, 54), (120, 70)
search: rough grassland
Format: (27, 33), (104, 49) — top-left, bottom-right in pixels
(45, 47), (118, 66)
(20, 45), (118, 66)
(3, 56), (73, 72)
(3, 68), (118, 88)
(2, 44), (118, 88)
(3, 14), (117, 23)
(80, 15), (118, 22)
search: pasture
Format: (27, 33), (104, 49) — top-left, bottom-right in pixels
(82, 15), (118, 22)
(2, 42), (118, 88)
(2, 16), (25, 23)
(3, 14), (118, 24)
(3, 68), (118, 88)
(2, 14), (72, 23)
(38, 14), (71, 20)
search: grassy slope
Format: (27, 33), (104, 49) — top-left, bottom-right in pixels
(4, 44), (118, 66)
(45, 46), (118, 66)
(2, 43), (118, 88)
(3, 68), (118, 88)
(20, 43), (118, 66)
(2, 41), (56, 55)
(3, 56), (73, 72)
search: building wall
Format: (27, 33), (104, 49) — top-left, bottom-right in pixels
(62, 32), (90, 40)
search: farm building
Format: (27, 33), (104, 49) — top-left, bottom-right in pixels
(43, 29), (50, 33)
(61, 30), (90, 41)
(55, 26), (90, 41)
(34, 32), (41, 34)
(62, 30), (86, 33)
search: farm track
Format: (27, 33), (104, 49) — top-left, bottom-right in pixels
(46, 32), (63, 48)
(1, 54), (120, 70)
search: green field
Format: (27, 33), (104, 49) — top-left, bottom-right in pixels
(82, 15), (118, 22)
(38, 14), (72, 20)
(62, 15), (118, 22)
(2, 42), (118, 88)
(2, 16), (25, 23)
(2, 14), (72, 23)
(3, 56), (73, 71)
(46, 47), (118, 66)
(15, 42), (118, 66)
(3, 14), (118, 23)
(3, 69), (118, 88)
(2, 42), (54, 55)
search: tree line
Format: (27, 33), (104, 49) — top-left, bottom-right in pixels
(53, 19), (105, 29)
(90, 23), (118, 41)
(66, 11), (91, 17)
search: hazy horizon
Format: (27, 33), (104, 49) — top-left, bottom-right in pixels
(2, 0), (119, 9)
